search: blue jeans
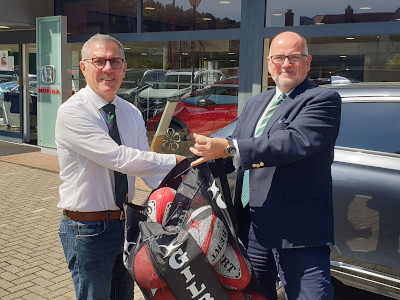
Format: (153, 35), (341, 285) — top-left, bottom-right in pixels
(59, 216), (134, 300)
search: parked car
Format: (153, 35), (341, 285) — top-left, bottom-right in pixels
(209, 82), (400, 299)
(331, 68), (400, 83)
(147, 78), (238, 154)
(2, 80), (37, 127)
(117, 69), (167, 103)
(136, 69), (226, 123)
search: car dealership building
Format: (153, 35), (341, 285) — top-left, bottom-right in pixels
(0, 0), (399, 151)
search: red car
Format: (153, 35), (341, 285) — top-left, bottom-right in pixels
(147, 78), (238, 154)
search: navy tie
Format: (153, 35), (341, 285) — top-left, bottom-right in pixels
(241, 93), (286, 207)
(102, 103), (128, 210)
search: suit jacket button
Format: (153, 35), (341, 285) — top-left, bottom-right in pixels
(252, 164), (257, 168)
(260, 162), (264, 167)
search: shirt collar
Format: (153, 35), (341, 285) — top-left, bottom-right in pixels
(84, 85), (118, 111)
(275, 87), (293, 98)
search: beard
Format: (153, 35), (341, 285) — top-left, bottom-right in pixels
(271, 72), (305, 92)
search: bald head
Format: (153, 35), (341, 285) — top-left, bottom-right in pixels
(267, 31), (312, 93)
(269, 31), (308, 56)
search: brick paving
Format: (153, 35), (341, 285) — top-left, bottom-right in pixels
(0, 146), (151, 299)
(0, 142), (394, 300)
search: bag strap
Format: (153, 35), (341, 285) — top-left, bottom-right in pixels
(158, 156), (195, 190)
(214, 158), (239, 236)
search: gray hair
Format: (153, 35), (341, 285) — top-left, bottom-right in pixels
(81, 33), (125, 61)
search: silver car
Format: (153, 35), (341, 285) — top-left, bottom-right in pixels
(210, 82), (400, 299)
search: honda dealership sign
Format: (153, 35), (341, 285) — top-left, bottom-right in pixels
(41, 65), (56, 84)
(36, 16), (68, 149)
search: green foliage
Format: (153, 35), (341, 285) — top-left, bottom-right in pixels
(386, 53), (400, 70)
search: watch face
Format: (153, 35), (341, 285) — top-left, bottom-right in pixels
(226, 145), (236, 157)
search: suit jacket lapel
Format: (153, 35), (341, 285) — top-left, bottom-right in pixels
(244, 91), (275, 138)
(262, 78), (313, 135)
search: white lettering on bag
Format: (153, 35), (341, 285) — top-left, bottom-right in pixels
(169, 247), (215, 300)
(208, 181), (227, 209)
(169, 248), (189, 269)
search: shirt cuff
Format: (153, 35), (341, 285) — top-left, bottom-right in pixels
(231, 139), (241, 169)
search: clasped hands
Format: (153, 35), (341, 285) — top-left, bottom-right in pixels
(189, 133), (228, 167)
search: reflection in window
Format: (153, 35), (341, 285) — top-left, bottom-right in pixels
(69, 38), (239, 155)
(57, 0), (138, 35)
(336, 102), (400, 154)
(117, 39), (239, 124)
(266, 1), (400, 27)
(142, 0), (240, 32)
(146, 77), (239, 155)
(263, 35), (400, 89)
(0, 45), (20, 133)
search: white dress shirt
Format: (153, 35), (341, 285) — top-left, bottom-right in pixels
(55, 86), (176, 212)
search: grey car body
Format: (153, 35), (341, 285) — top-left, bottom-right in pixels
(210, 83), (400, 299)
(117, 69), (167, 103)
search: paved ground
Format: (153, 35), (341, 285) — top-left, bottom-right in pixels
(0, 141), (395, 299)
(0, 141), (148, 299)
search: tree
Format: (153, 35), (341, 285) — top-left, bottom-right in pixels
(386, 53), (400, 70)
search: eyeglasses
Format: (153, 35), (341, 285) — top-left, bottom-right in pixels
(269, 54), (308, 65)
(83, 58), (125, 69)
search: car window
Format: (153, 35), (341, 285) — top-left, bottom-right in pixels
(155, 74), (192, 89)
(336, 102), (400, 154)
(209, 86), (238, 105)
(183, 86), (238, 106)
(194, 71), (223, 85)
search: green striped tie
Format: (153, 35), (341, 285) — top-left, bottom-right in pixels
(103, 104), (128, 210)
(241, 93), (286, 207)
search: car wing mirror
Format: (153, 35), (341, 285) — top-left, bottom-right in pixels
(197, 97), (215, 107)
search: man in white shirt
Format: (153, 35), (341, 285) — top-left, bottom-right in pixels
(55, 33), (184, 300)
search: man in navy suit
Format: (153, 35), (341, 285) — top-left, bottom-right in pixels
(190, 31), (341, 299)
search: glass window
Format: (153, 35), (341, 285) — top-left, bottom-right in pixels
(336, 102), (400, 154)
(263, 34), (400, 90)
(58, 0), (138, 35)
(142, 0), (241, 32)
(69, 38), (239, 156)
(266, 0), (400, 27)
(0, 45), (20, 134)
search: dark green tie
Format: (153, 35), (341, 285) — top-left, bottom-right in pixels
(102, 103), (128, 210)
(241, 93), (286, 207)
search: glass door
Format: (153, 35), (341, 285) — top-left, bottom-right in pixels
(0, 44), (21, 138)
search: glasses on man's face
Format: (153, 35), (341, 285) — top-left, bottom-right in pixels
(269, 54), (308, 65)
(84, 58), (125, 69)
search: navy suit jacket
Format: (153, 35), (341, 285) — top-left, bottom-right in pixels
(229, 78), (341, 249)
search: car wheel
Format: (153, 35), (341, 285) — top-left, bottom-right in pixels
(162, 124), (188, 154)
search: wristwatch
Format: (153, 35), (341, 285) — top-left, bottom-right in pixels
(225, 139), (237, 158)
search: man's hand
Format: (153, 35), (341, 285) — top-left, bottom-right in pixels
(174, 154), (186, 164)
(189, 133), (228, 166)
